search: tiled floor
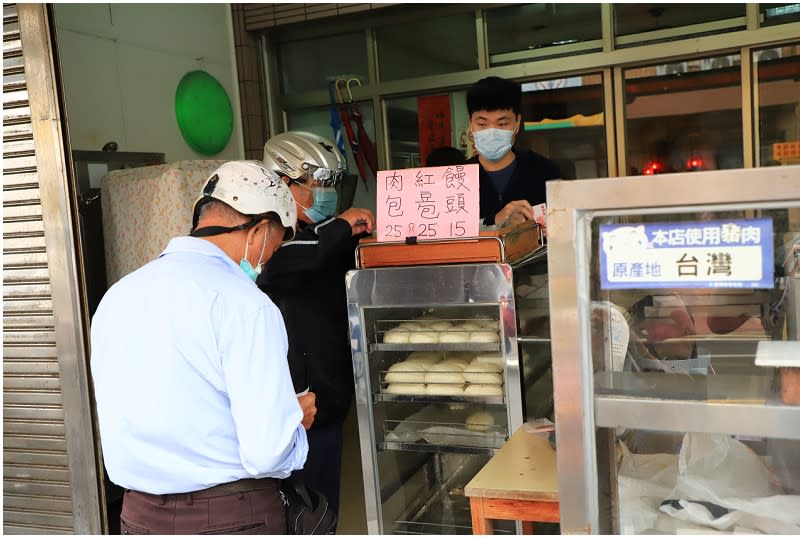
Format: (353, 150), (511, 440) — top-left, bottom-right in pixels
(336, 403), (368, 534)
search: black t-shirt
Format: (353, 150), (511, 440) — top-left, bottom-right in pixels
(468, 149), (562, 225)
(486, 158), (517, 197)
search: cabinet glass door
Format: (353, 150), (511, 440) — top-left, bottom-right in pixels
(589, 206), (800, 534)
(361, 302), (517, 534)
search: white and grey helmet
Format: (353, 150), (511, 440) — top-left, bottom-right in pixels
(263, 131), (347, 187)
(191, 161), (297, 240)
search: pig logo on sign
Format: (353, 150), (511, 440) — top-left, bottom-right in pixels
(601, 225), (648, 258)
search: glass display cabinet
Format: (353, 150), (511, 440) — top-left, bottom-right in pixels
(345, 252), (551, 534)
(547, 166), (800, 534)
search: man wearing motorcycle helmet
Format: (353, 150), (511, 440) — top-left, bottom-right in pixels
(91, 161), (317, 534)
(259, 131), (375, 522)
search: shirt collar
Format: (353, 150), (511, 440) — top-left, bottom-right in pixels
(160, 236), (253, 284)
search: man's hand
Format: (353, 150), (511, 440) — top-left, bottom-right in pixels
(339, 207), (375, 236)
(494, 200), (533, 227)
(297, 391), (317, 430)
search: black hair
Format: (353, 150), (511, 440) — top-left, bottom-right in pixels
(466, 76), (522, 117)
(425, 146), (467, 167)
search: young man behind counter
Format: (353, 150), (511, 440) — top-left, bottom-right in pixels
(466, 76), (562, 227)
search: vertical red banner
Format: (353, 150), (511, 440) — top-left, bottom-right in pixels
(417, 95), (452, 167)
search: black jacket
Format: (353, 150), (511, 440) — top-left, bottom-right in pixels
(468, 149), (562, 225)
(257, 217), (359, 427)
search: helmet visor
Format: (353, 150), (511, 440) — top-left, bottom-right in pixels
(308, 165), (345, 187)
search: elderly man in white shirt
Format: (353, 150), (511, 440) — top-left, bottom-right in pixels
(90, 161), (316, 534)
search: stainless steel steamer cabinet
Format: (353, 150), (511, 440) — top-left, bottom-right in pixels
(346, 249), (552, 534)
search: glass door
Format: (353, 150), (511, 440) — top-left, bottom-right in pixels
(589, 203), (800, 533)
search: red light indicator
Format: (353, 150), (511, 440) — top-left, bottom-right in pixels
(642, 160), (664, 175)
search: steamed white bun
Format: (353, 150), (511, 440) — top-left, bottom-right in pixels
(457, 321), (484, 331)
(470, 330), (499, 343)
(385, 371), (426, 383)
(473, 353), (505, 367)
(409, 331), (438, 344)
(439, 331), (470, 343)
(426, 383), (465, 396)
(384, 328), (409, 344)
(464, 384), (503, 396)
(466, 410), (495, 432)
(386, 383), (427, 395)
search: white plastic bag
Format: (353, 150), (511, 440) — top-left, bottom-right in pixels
(660, 433), (800, 534)
(617, 433), (800, 534)
(617, 441), (679, 534)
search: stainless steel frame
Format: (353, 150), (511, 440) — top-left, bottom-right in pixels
(346, 263), (524, 534)
(547, 165), (800, 534)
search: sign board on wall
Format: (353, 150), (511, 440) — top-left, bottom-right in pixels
(376, 164), (479, 242)
(599, 218), (774, 290)
(417, 95), (452, 166)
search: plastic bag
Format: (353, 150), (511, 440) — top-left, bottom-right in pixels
(617, 441), (679, 534)
(658, 433), (800, 534)
(618, 433), (800, 534)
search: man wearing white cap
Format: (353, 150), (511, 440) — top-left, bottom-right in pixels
(90, 161), (316, 534)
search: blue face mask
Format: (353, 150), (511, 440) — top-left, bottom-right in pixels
(239, 258), (260, 282)
(239, 224), (269, 282)
(472, 127), (515, 162)
(299, 185), (338, 223)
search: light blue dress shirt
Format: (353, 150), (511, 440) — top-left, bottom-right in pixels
(90, 236), (308, 494)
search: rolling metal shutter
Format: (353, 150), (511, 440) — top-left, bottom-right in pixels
(3, 4), (100, 534)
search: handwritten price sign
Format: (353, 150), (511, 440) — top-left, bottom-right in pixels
(376, 164), (480, 242)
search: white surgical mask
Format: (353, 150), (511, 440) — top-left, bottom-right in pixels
(472, 127), (515, 161)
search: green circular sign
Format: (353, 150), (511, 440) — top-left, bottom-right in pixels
(175, 70), (233, 155)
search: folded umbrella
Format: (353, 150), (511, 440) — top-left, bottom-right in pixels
(346, 78), (379, 181)
(336, 79), (368, 188)
(336, 79), (369, 190)
(351, 101), (378, 177)
(327, 81), (346, 156)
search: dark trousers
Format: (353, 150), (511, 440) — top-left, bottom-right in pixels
(294, 422), (344, 515)
(120, 481), (286, 534)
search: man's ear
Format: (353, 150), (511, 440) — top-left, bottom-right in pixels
(514, 114), (522, 134)
(245, 223), (258, 245)
(247, 220), (266, 245)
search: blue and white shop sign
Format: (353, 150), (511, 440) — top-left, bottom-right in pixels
(599, 218), (773, 290)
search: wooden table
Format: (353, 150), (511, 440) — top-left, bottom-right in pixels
(464, 426), (559, 534)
